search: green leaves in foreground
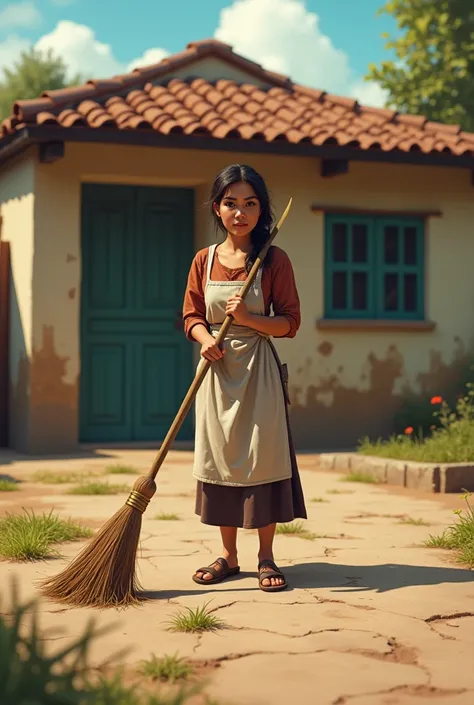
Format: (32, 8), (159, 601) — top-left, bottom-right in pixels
(0, 581), (205, 704)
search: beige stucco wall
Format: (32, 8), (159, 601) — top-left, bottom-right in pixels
(0, 152), (35, 450)
(25, 141), (474, 452)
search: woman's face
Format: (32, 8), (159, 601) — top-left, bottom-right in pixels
(214, 180), (261, 239)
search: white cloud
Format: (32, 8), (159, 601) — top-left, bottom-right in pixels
(33, 20), (168, 80)
(127, 47), (169, 72)
(0, 35), (30, 74)
(0, 1), (386, 108)
(0, 1), (41, 29)
(349, 79), (389, 108)
(215, 0), (352, 94)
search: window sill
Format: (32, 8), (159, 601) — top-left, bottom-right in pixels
(316, 319), (436, 332)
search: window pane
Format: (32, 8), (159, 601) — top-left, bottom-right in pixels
(384, 273), (398, 311)
(404, 273), (417, 312)
(332, 272), (347, 309)
(384, 225), (399, 264)
(332, 223), (347, 262)
(404, 227), (418, 265)
(352, 272), (367, 310)
(352, 224), (368, 263)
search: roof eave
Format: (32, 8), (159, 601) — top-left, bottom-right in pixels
(2, 125), (474, 170)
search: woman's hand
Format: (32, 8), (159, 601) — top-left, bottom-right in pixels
(200, 334), (224, 362)
(225, 295), (251, 325)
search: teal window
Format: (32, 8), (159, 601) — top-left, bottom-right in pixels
(324, 215), (425, 320)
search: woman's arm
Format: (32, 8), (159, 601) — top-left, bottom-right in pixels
(224, 300), (291, 336)
(225, 248), (300, 338)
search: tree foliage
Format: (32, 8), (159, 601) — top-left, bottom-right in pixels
(0, 48), (82, 121)
(366, 0), (474, 131)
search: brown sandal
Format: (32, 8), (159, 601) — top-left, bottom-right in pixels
(192, 557), (240, 585)
(258, 559), (288, 592)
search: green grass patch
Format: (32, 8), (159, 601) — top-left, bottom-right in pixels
(397, 516), (431, 526)
(32, 470), (102, 484)
(341, 471), (380, 484)
(105, 464), (140, 475)
(167, 603), (225, 634)
(67, 481), (129, 495)
(423, 492), (474, 568)
(139, 654), (193, 684)
(0, 510), (93, 561)
(311, 497), (329, 503)
(276, 521), (316, 540)
(0, 479), (19, 491)
(154, 512), (180, 521)
(326, 489), (355, 495)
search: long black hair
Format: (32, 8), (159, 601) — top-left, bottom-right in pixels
(209, 164), (274, 273)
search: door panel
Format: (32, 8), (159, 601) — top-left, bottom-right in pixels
(80, 184), (194, 443)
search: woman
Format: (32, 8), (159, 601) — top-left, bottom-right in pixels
(182, 164), (306, 592)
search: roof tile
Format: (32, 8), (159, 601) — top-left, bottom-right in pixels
(1, 38), (473, 161)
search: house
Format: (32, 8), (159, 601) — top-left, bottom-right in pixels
(0, 38), (473, 455)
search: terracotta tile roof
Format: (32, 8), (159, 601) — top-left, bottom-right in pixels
(2, 38), (474, 159)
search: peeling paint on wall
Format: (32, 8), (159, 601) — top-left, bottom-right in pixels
(289, 341), (473, 450)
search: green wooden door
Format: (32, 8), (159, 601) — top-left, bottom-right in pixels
(79, 184), (194, 442)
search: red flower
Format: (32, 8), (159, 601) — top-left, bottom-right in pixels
(404, 426), (414, 435)
(430, 396), (443, 405)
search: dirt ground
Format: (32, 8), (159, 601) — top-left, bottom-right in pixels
(1, 448), (474, 705)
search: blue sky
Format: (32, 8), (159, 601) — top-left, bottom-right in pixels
(0, 0), (399, 106)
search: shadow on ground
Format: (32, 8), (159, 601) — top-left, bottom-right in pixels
(285, 561), (474, 593)
(139, 561), (474, 600)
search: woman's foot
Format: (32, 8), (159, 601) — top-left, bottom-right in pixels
(192, 555), (240, 584)
(258, 558), (288, 592)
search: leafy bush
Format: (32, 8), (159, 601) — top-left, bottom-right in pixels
(358, 385), (474, 462)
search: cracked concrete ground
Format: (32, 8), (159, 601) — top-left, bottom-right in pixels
(1, 449), (474, 704)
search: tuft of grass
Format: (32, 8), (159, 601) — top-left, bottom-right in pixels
(311, 497), (329, 503)
(341, 471), (380, 484)
(87, 669), (202, 705)
(67, 481), (129, 495)
(276, 521), (316, 540)
(166, 603), (225, 634)
(139, 654), (193, 683)
(154, 512), (180, 521)
(326, 489), (355, 495)
(0, 479), (19, 491)
(32, 470), (102, 484)
(105, 464), (140, 475)
(0, 510), (93, 561)
(423, 492), (474, 568)
(397, 516), (431, 526)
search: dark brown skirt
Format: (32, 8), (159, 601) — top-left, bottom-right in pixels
(195, 380), (307, 529)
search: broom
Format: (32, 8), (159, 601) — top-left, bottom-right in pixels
(40, 197), (293, 608)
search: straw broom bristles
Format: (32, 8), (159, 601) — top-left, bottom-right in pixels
(39, 198), (292, 609)
(40, 476), (156, 607)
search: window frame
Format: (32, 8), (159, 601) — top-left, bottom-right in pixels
(324, 214), (425, 321)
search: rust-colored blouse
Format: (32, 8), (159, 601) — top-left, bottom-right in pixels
(182, 245), (301, 341)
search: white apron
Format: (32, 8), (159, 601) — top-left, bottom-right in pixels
(192, 244), (292, 487)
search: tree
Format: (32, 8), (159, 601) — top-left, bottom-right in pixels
(366, 0), (474, 132)
(0, 48), (82, 121)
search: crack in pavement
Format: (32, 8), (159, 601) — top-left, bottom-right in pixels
(332, 683), (470, 704)
(425, 611), (474, 623)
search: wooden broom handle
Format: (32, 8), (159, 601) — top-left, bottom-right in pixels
(148, 197), (293, 480)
